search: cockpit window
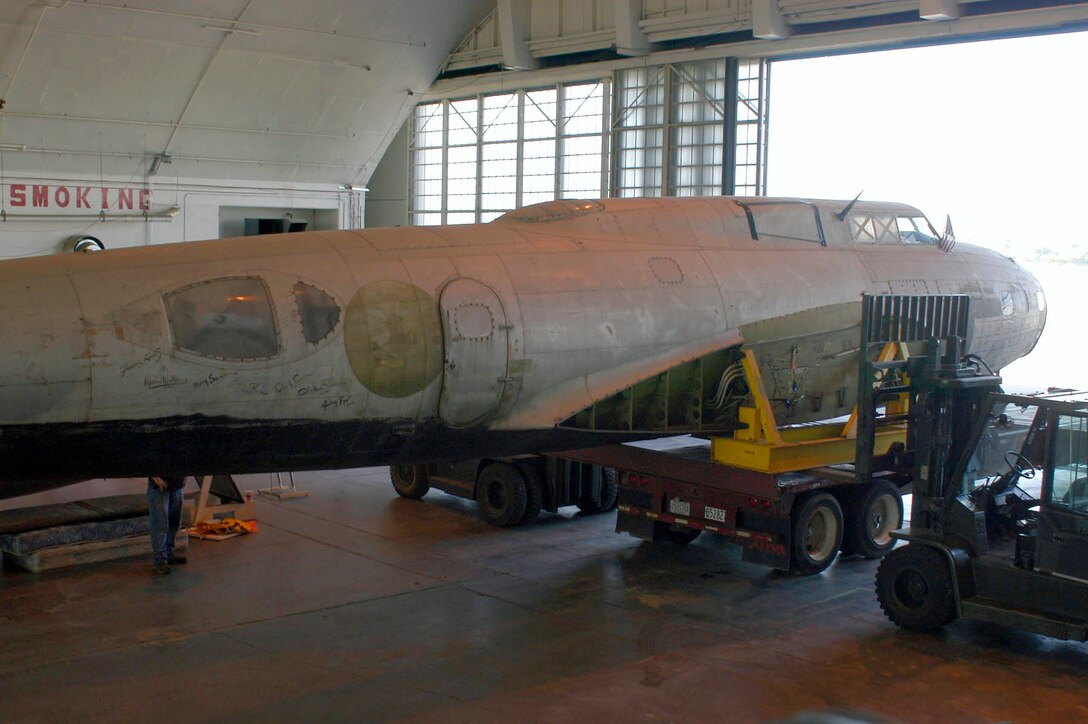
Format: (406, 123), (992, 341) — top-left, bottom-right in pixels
(896, 216), (939, 244)
(849, 214), (898, 244)
(738, 201), (825, 245)
(851, 214), (939, 245)
(294, 281), (341, 344)
(165, 277), (279, 360)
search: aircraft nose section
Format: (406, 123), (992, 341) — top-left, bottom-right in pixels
(1021, 264), (1047, 352)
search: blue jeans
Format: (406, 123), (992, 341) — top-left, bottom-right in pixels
(148, 480), (185, 565)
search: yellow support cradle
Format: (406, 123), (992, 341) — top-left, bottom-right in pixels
(711, 346), (908, 473)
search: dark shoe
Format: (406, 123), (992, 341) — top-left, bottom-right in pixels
(168, 555), (187, 565)
(152, 562), (171, 576)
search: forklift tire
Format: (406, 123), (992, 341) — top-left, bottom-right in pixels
(654, 522), (702, 546)
(842, 481), (903, 559)
(790, 492), (843, 575)
(875, 544), (956, 632)
(390, 464), (430, 499)
(477, 462), (529, 527)
(576, 467), (619, 514)
(516, 461), (543, 525)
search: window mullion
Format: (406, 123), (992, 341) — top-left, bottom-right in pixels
(475, 95), (483, 222)
(600, 76), (611, 198)
(441, 101), (449, 224)
(663, 64), (673, 197)
(516, 89), (525, 209)
(556, 84), (565, 199)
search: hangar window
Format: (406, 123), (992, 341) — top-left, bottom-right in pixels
(614, 58), (769, 198)
(739, 201), (825, 245)
(165, 277), (279, 360)
(294, 282), (340, 344)
(409, 58), (770, 223)
(410, 80), (609, 225)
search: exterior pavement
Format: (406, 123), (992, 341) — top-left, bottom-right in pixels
(1, 466), (1086, 723)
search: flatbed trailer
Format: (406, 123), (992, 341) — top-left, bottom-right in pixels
(389, 455), (617, 527)
(561, 437), (904, 574)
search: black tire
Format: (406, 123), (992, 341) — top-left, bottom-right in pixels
(390, 463), (429, 499)
(576, 467), (619, 514)
(791, 492), (843, 575)
(876, 544), (957, 632)
(842, 481), (903, 559)
(654, 521), (702, 546)
(516, 461), (543, 525)
(476, 462), (528, 527)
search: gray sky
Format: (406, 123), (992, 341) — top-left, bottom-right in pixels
(768, 31), (1088, 257)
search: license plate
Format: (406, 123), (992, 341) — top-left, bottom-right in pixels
(668, 498), (691, 516)
(705, 505), (727, 523)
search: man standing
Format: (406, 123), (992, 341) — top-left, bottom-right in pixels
(148, 475), (187, 575)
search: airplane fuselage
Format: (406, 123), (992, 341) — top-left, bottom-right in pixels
(0, 197), (1045, 496)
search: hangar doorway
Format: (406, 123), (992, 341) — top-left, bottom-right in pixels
(767, 31), (1088, 390)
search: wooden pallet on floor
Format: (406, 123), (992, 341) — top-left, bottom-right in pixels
(6, 530), (188, 573)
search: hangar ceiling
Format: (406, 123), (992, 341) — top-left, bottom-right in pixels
(0, 0), (493, 186)
(431, 0), (1088, 93)
(1, 1), (1085, 193)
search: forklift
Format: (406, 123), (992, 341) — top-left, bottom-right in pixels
(871, 320), (1088, 640)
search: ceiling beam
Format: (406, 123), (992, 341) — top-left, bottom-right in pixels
(921, 0), (962, 21)
(752, 0), (791, 40)
(498, 0), (537, 70)
(615, 0), (651, 56)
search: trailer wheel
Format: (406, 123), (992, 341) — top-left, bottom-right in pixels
(477, 462), (528, 527)
(654, 522), (702, 546)
(576, 467), (619, 514)
(390, 464), (429, 499)
(790, 492), (843, 574)
(843, 481), (903, 558)
(516, 461), (543, 525)
(876, 544), (956, 632)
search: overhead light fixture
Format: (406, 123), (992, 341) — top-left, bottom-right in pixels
(202, 24), (261, 35)
(0, 143), (27, 152)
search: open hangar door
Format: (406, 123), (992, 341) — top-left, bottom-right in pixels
(767, 30), (1088, 391)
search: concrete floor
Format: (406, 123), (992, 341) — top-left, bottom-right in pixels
(1, 467), (1086, 723)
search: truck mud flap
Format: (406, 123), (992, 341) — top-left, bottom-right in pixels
(741, 535), (791, 570)
(616, 508), (657, 541)
(739, 510), (791, 570)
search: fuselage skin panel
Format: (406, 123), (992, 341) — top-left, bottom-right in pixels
(0, 197), (1044, 495)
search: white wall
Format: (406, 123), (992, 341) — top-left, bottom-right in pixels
(364, 123), (410, 229)
(0, 173), (364, 260)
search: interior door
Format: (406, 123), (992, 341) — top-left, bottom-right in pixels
(438, 278), (509, 427)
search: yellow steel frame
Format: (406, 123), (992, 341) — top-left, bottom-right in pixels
(711, 346), (908, 473)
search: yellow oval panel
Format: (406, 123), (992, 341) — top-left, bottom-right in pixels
(344, 281), (442, 398)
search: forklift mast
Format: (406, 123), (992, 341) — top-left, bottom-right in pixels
(905, 336), (1002, 553)
(855, 294), (1001, 552)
